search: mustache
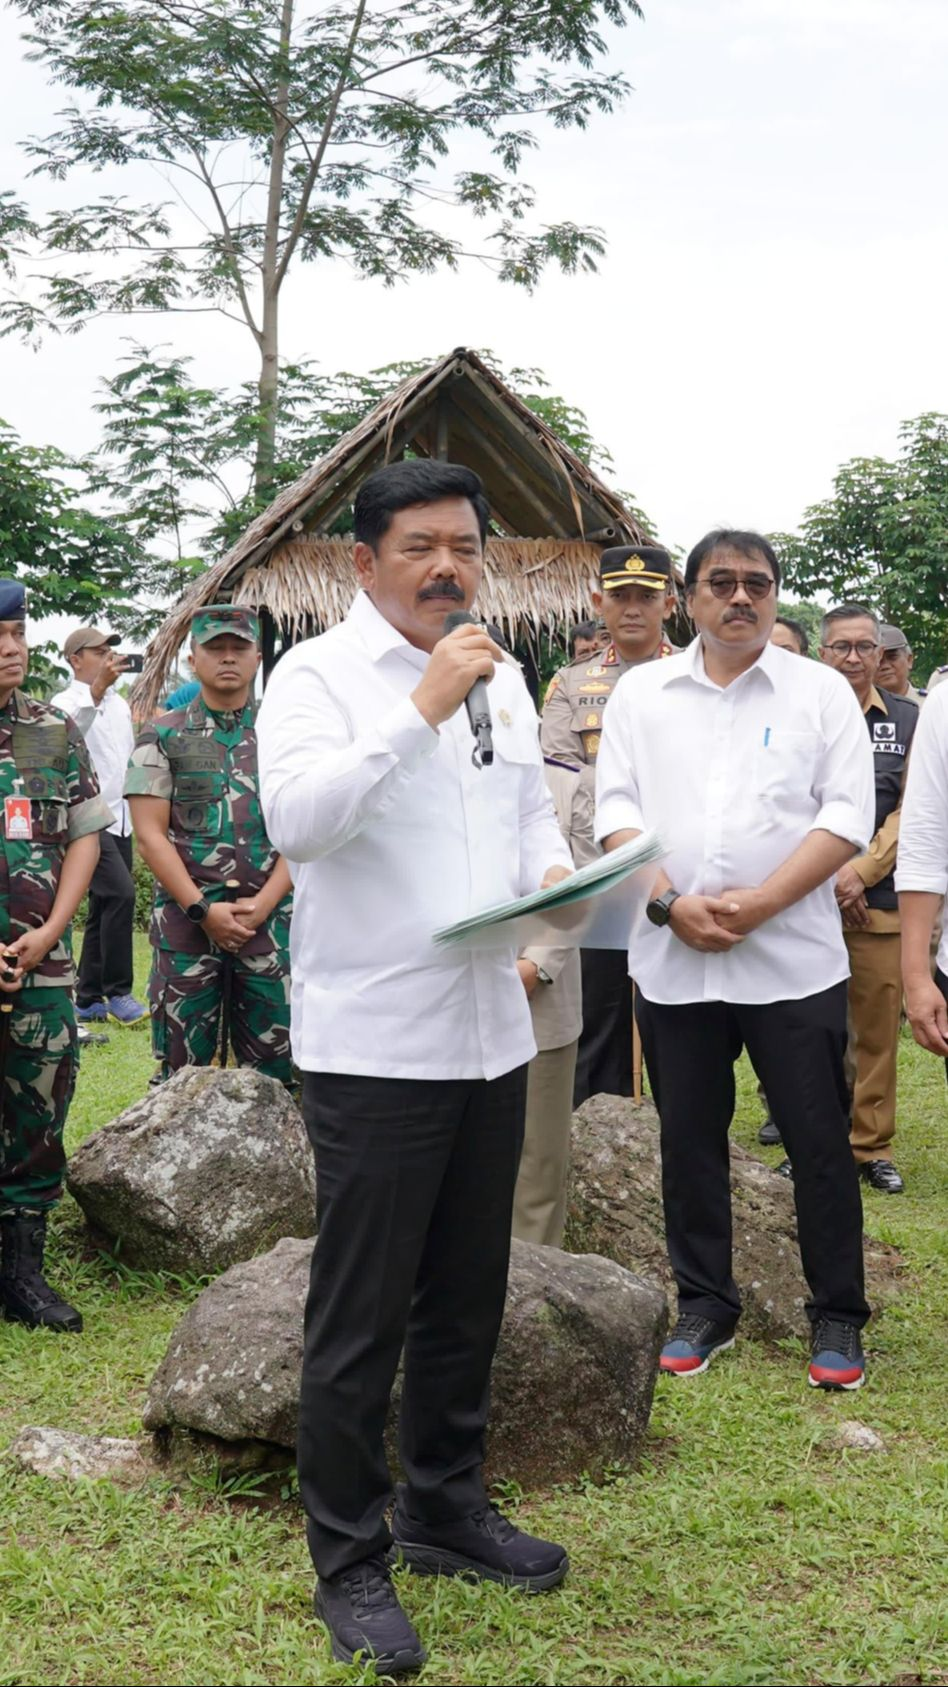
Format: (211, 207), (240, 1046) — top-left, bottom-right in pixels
(417, 581), (465, 604)
(723, 608), (757, 623)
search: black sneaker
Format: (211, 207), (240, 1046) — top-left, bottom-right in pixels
(774, 1157), (793, 1180)
(808, 1318), (866, 1391)
(758, 1116), (782, 1146)
(391, 1496), (568, 1592)
(859, 1159), (904, 1194)
(314, 1555), (425, 1675)
(660, 1312), (737, 1376)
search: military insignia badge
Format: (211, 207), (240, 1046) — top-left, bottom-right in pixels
(586, 665), (606, 678)
(585, 712), (601, 728)
(874, 721), (896, 740)
(625, 556), (646, 574)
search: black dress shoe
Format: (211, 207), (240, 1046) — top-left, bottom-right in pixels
(774, 1157), (793, 1180)
(858, 1159), (904, 1194)
(315, 1555), (426, 1676)
(758, 1117), (782, 1147)
(392, 1496), (568, 1592)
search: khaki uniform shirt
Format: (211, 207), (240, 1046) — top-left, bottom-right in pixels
(521, 759), (592, 1051)
(540, 639), (678, 794)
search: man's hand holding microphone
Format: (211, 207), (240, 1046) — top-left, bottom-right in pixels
(411, 617), (501, 733)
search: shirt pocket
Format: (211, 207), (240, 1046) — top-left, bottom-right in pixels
(754, 729), (820, 810)
(23, 771), (69, 841)
(171, 772), (226, 836)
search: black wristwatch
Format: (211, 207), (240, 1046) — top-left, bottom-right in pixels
(646, 888), (681, 927)
(184, 897), (210, 925)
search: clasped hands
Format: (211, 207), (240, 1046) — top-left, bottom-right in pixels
(667, 887), (774, 953)
(201, 898), (263, 955)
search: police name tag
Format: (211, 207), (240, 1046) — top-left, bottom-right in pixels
(4, 795), (32, 839)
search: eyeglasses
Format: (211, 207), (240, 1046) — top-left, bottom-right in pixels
(696, 572), (775, 601)
(823, 640), (880, 659)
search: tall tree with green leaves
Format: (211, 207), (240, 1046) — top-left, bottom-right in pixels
(1, 0), (641, 503)
(775, 414), (948, 677)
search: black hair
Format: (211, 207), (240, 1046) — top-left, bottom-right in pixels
(569, 619), (598, 654)
(353, 460), (490, 549)
(820, 602), (881, 643)
(774, 615), (809, 655)
(684, 528), (781, 591)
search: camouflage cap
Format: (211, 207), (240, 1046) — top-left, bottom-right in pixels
(599, 546), (674, 592)
(0, 579), (27, 621)
(191, 604), (260, 645)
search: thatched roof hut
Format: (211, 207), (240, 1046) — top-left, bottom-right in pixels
(135, 347), (653, 713)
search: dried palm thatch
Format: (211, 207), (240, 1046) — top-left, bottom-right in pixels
(133, 347), (652, 714)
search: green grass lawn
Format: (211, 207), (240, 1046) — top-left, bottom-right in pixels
(1, 933), (946, 1686)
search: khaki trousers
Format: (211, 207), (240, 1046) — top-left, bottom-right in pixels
(844, 929), (902, 1160)
(512, 1039), (578, 1249)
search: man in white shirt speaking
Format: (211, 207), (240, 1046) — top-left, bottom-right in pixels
(53, 628), (147, 1025)
(257, 460), (572, 1676)
(596, 529), (876, 1395)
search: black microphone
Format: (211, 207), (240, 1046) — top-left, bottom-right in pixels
(443, 610), (493, 768)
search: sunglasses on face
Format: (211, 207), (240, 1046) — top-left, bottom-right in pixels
(696, 571), (776, 601)
(823, 640), (880, 659)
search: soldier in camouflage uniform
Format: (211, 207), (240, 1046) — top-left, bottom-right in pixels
(541, 546), (679, 1105)
(0, 581), (114, 1333)
(125, 606), (293, 1086)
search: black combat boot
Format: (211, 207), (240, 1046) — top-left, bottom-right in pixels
(0, 1210), (83, 1332)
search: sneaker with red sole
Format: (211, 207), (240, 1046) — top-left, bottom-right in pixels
(659, 1313), (737, 1377)
(808, 1318), (866, 1391)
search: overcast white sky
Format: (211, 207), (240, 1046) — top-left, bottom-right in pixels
(1, 0), (947, 561)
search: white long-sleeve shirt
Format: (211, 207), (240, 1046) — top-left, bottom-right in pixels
(595, 636), (875, 1005)
(894, 679), (948, 972)
(256, 590), (571, 1079)
(50, 679), (132, 835)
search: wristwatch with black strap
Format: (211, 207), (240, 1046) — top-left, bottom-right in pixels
(183, 896), (210, 925)
(646, 888), (681, 927)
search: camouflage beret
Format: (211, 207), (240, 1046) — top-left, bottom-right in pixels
(191, 604), (260, 645)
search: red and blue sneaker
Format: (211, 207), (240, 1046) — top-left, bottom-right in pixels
(659, 1313), (737, 1377)
(808, 1318), (866, 1391)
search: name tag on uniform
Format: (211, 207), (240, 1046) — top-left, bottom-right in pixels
(4, 796), (32, 839)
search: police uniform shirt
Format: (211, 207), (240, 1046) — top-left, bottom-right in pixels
(540, 638), (677, 783)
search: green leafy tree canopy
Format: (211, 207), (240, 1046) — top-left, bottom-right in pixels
(775, 414), (948, 679)
(2, 0), (642, 501)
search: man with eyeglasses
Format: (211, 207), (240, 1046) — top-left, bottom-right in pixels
(596, 530), (875, 1391)
(810, 604), (917, 1196)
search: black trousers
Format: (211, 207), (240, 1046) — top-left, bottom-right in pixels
(77, 832), (135, 1006)
(936, 969), (948, 1087)
(635, 982), (869, 1330)
(573, 949), (634, 1106)
(298, 1065), (527, 1580)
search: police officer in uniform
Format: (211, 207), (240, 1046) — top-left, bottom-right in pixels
(125, 606), (293, 1085)
(0, 582), (113, 1332)
(541, 546), (678, 1102)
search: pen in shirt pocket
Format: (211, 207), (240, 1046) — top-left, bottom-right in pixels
(763, 727), (771, 747)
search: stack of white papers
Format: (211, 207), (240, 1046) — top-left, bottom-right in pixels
(433, 830), (666, 952)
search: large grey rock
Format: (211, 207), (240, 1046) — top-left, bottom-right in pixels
(566, 1095), (901, 1340)
(144, 1235), (666, 1486)
(68, 1067), (316, 1274)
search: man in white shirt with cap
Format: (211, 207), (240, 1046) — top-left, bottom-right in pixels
(53, 628), (146, 1025)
